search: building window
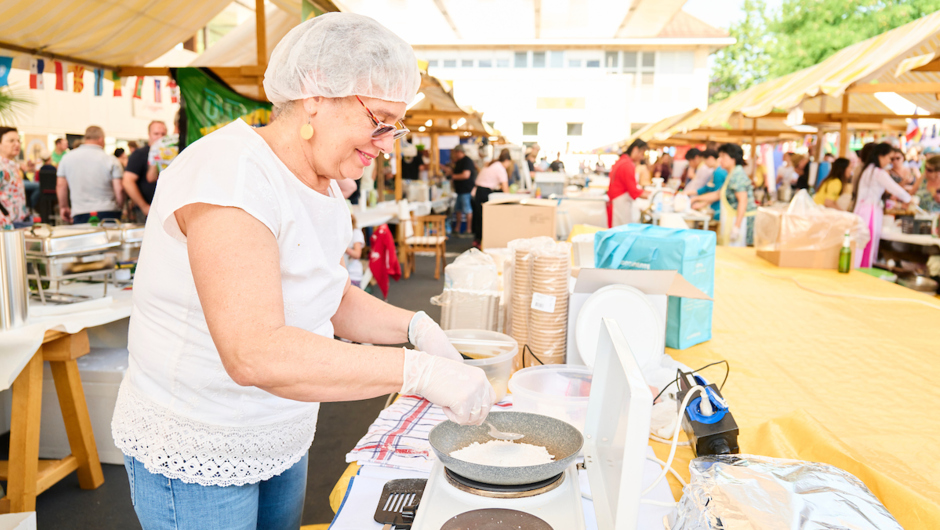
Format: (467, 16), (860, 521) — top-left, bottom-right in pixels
(522, 122), (539, 136)
(427, 59), (439, 68)
(642, 52), (656, 68)
(642, 72), (655, 85)
(605, 51), (619, 69)
(567, 123), (583, 136)
(586, 59), (600, 68)
(479, 59), (492, 68)
(497, 58), (510, 68)
(514, 52), (528, 68)
(532, 52), (546, 68)
(550, 51), (565, 68)
(568, 59), (582, 68)
(623, 51), (637, 70)
(658, 51), (694, 74)
(443, 59), (457, 68)
(461, 59), (473, 68)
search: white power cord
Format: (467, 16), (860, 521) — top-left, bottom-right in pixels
(647, 455), (688, 487)
(642, 385), (705, 497)
(650, 434), (690, 446)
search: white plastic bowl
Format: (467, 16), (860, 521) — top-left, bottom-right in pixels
(508, 365), (593, 433)
(445, 329), (518, 401)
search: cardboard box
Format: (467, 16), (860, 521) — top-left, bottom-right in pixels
(566, 268), (711, 366)
(482, 198), (556, 249)
(757, 242), (856, 269)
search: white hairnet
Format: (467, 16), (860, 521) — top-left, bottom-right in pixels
(263, 13), (421, 106)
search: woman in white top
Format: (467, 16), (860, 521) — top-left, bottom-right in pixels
(111, 14), (495, 530)
(471, 149), (512, 245)
(852, 142), (911, 268)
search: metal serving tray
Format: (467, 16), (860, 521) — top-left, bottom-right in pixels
(25, 224), (119, 257)
(99, 220), (145, 244)
(28, 253), (117, 279)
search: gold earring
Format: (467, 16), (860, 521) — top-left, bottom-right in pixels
(300, 118), (314, 140)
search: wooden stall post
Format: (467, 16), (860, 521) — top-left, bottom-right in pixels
(750, 119), (758, 177)
(255, 0), (267, 100)
(430, 133), (440, 179)
(395, 138), (403, 202)
(839, 94), (850, 157)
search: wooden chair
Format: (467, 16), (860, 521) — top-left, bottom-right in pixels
(403, 214), (447, 280)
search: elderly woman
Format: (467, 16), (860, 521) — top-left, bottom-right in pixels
(111, 14), (495, 530)
(0, 127), (30, 227)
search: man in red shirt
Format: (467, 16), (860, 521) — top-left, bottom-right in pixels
(607, 139), (650, 227)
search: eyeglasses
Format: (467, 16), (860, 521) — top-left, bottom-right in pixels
(356, 96), (409, 140)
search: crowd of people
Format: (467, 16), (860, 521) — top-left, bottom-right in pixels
(0, 118), (178, 229)
(603, 135), (937, 256)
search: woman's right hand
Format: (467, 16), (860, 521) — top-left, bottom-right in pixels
(400, 348), (495, 425)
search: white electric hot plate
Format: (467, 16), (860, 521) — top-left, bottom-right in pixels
(575, 284), (664, 370)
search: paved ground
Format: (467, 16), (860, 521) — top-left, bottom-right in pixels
(2, 234), (473, 529)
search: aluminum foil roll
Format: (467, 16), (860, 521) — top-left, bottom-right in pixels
(667, 454), (902, 530)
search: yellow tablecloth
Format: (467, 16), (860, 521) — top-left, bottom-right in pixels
(652, 247), (940, 530)
(330, 247), (940, 529)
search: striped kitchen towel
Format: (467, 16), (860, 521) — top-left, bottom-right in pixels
(345, 395), (512, 473)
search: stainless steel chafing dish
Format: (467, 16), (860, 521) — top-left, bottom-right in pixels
(99, 220), (145, 262)
(24, 224), (121, 303)
(25, 224), (119, 257)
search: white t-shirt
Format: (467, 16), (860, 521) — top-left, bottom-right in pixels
(111, 119), (352, 487)
(56, 144), (123, 215)
(346, 228), (365, 282)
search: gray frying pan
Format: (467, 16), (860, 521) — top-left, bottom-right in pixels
(428, 411), (583, 485)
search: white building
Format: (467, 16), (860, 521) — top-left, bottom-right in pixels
(339, 0), (733, 160)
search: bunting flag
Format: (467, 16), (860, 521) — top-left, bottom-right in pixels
(0, 56), (11, 87)
(53, 61), (67, 90)
(72, 65), (85, 92)
(109, 71), (122, 96)
(93, 68), (104, 96)
(29, 58), (44, 89)
(154, 78), (162, 103)
(133, 76), (144, 99)
(168, 79), (179, 104)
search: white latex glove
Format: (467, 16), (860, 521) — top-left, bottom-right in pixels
(401, 348), (495, 425)
(731, 225), (741, 241)
(409, 311), (462, 362)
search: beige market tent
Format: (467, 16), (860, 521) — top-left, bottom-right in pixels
(188, 4), (300, 100)
(0, 0), (339, 100)
(611, 11), (940, 158)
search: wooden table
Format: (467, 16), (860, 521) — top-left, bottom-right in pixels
(0, 329), (103, 513)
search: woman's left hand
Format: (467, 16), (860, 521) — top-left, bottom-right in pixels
(409, 311), (463, 362)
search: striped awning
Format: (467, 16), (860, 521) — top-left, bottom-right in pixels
(0, 0), (233, 68)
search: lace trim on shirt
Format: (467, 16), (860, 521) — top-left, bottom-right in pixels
(111, 383), (318, 487)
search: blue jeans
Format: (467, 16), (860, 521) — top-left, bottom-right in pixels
(455, 192), (473, 214)
(123, 454), (308, 530)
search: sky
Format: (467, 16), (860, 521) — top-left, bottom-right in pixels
(682, 0), (784, 29)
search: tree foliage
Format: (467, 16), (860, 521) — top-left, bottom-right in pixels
(710, 0), (940, 103)
(710, 0), (772, 103)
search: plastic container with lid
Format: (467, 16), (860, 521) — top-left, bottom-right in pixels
(445, 329), (518, 401)
(508, 365), (592, 433)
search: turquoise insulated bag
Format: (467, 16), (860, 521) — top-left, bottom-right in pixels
(594, 224), (716, 349)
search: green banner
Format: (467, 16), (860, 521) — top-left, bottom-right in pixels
(174, 67), (271, 145)
(301, 0), (326, 21)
